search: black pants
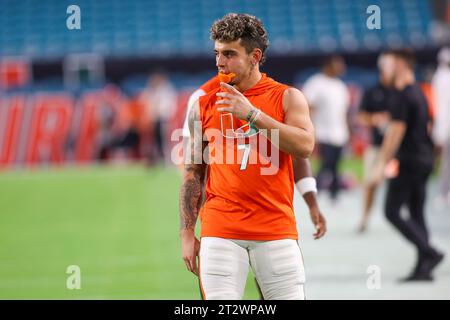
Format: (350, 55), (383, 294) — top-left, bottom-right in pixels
(385, 161), (434, 259)
(317, 143), (343, 200)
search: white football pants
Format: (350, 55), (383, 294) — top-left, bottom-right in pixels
(199, 237), (306, 300)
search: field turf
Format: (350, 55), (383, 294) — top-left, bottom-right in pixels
(0, 157), (362, 299)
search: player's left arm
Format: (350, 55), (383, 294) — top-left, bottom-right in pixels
(293, 158), (326, 239)
(216, 83), (314, 158)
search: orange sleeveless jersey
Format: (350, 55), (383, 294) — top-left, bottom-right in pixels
(198, 73), (298, 240)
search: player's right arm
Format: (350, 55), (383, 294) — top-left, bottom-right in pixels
(179, 99), (207, 276)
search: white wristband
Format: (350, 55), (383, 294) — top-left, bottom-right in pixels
(296, 177), (317, 196)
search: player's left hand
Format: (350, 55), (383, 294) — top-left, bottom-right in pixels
(216, 82), (257, 121)
(309, 207), (326, 240)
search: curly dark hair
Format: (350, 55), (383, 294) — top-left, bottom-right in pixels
(210, 13), (269, 65)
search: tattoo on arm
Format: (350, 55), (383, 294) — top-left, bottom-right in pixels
(179, 101), (207, 231)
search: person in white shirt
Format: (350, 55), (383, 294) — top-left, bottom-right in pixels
(143, 72), (177, 164)
(302, 55), (350, 200)
(432, 47), (450, 206)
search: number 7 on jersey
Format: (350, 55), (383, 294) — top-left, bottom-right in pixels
(238, 144), (251, 170)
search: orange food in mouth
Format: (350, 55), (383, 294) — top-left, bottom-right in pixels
(218, 72), (236, 84)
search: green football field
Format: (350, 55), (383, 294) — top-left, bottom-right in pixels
(0, 164), (261, 299)
(0, 159), (363, 299)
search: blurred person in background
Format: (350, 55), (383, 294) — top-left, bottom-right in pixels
(432, 47), (450, 207)
(110, 91), (147, 162)
(302, 55), (350, 201)
(356, 52), (395, 233)
(141, 71), (177, 165)
(96, 100), (117, 161)
(371, 49), (444, 282)
(96, 85), (125, 161)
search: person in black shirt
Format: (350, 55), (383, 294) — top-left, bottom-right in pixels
(371, 49), (444, 282)
(357, 52), (395, 233)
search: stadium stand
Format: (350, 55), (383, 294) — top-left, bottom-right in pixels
(0, 0), (438, 58)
